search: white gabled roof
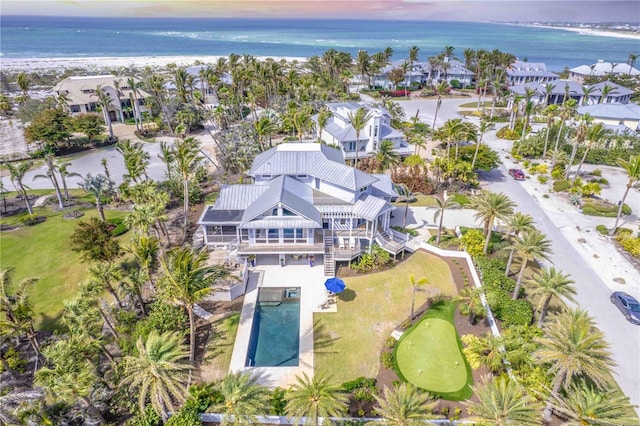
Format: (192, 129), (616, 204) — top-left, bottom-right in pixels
(578, 103), (640, 120)
(570, 60), (640, 77)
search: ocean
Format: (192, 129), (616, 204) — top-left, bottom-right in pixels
(1, 16), (637, 71)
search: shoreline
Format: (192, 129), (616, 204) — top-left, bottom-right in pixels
(511, 23), (640, 40)
(0, 55), (307, 73)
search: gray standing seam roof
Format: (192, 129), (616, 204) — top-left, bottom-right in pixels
(352, 194), (393, 221)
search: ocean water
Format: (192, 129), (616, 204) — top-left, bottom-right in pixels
(1, 16), (637, 71)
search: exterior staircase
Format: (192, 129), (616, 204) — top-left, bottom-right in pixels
(323, 232), (335, 276)
(375, 231), (405, 255)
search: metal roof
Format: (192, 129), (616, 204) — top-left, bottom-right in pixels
(570, 61), (640, 77)
(199, 208), (244, 224)
(352, 194), (393, 221)
(371, 174), (399, 198)
(577, 103), (640, 120)
(587, 81), (633, 97)
(211, 184), (269, 210)
(242, 218), (320, 229)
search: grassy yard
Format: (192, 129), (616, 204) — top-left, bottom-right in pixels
(394, 300), (472, 400)
(392, 194), (438, 208)
(314, 251), (458, 383)
(199, 313), (240, 382)
(1, 205), (127, 330)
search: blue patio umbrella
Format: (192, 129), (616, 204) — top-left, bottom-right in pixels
(324, 277), (346, 293)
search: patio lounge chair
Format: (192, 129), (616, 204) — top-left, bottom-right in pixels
(338, 237), (345, 249)
(349, 237), (356, 250)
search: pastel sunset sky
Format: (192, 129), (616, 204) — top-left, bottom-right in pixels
(1, 0), (637, 21)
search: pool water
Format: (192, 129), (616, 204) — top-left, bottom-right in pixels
(246, 288), (300, 367)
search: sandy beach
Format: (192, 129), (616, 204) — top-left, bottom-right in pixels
(521, 24), (640, 40)
(0, 55), (306, 73)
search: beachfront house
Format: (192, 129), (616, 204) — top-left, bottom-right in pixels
(583, 81), (633, 105)
(577, 103), (640, 133)
(373, 58), (474, 89)
(53, 75), (149, 122)
(311, 102), (412, 162)
(569, 59), (640, 82)
(506, 61), (559, 85)
(198, 143), (407, 276)
(508, 80), (585, 106)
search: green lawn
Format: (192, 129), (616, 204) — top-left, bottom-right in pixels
(1, 206), (127, 330)
(394, 300), (472, 400)
(392, 194), (438, 208)
(314, 251), (457, 383)
(200, 313), (240, 382)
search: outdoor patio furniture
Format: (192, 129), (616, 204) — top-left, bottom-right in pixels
(338, 236), (345, 249)
(349, 237), (356, 250)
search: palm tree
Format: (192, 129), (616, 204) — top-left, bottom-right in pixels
(573, 123), (607, 183)
(471, 119), (491, 170)
(79, 173), (113, 221)
(159, 247), (228, 364)
(466, 375), (542, 425)
(316, 108), (332, 143)
(285, 371), (348, 426)
(121, 331), (191, 422)
(565, 113), (593, 179)
(394, 183), (415, 229)
(541, 104), (559, 158)
(433, 195), (459, 244)
(89, 261), (123, 307)
(434, 118), (466, 159)
(529, 267), (576, 327)
(547, 380), (639, 425)
(347, 107), (372, 169)
(551, 99), (577, 169)
(35, 155), (65, 209)
(254, 115), (276, 151)
(94, 85), (114, 139)
(408, 274), (428, 321)
(16, 73), (30, 99)
(431, 81), (449, 129)
(509, 229), (553, 300)
(598, 83), (616, 104)
(535, 308), (616, 421)
(117, 139), (151, 183)
(212, 372), (271, 425)
(172, 137), (202, 242)
(376, 139), (401, 172)
(56, 162), (81, 200)
(454, 286), (486, 325)
(407, 45), (420, 93)
(5, 161), (33, 214)
(471, 192), (515, 255)
(504, 212), (536, 276)
(611, 155), (640, 234)
(369, 382), (438, 425)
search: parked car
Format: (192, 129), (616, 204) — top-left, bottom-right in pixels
(610, 291), (640, 325)
(509, 169), (525, 180)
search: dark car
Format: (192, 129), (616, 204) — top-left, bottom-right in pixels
(610, 291), (640, 325)
(509, 169), (525, 180)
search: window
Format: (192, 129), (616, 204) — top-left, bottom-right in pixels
(348, 142), (356, 151)
(297, 174), (308, 179)
(282, 208), (296, 216)
(374, 126), (378, 137)
(272, 208), (278, 216)
(70, 105), (81, 113)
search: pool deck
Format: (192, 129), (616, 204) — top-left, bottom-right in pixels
(228, 255), (335, 388)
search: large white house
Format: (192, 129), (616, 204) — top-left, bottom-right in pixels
(373, 58), (475, 88)
(52, 75), (149, 122)
(577, 103), (640, 132)
(506, 61), (559, 85)
(312, 102), (412, 161)
(198, 143), (406, 276)
(569, 60), (640, 82)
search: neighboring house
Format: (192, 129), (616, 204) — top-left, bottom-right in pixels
(52, 75), (149, 122)
(198, 143), (405, 276)
(312, 102), (412, 161)
(584, 81), (633, 105)
(508, 80), (585, 105)
(506, 61), (559, 85)
(577, 103), (640, 132)
(569, 59), (640, 82)
(373, 58), (474, 88)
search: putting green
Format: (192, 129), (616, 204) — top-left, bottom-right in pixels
(394, 301), (471, 399)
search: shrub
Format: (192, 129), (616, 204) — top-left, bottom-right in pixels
(19, 214), (45, 226)
(0, 344), (28, 373)
(451, 193), (471, 206)
(596, 224), (608, 235)
(381, 351), (394, 369)
(615, 232), (640, 258)
(528, 163), (548, 175)
(379, 90), (410, 97)
(353, 388), (376, 402)
(582, 201), (632, 217)
(553, 180), (571, 192)
(537, 175), (549, 184)
(499, 298), (534, 327)
(591, 168), (602, 177)
(391, 225), (419, 237)
(341, 377), (377, 392)
(400, 318), (413, 329)
(496, 126), (520, 140)
(108, 217), (129, 236)
(551, 166), (565, 180)
(460, 228), (485, 257)
(385, 336), (397, 349)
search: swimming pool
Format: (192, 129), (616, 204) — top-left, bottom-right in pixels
(246, 287), (300, 367)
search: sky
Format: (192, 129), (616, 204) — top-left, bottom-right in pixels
(1, 0), (639, 22)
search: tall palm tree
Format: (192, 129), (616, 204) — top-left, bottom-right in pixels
(56, 161), (81, 200)
(408, 274), (428, 321)
(466, 375), (542, 425)
(598, 84), (616, 104)
(611, 155), (640, 234)
(535, 308), (616, 421)
(16, 73), (31, 99)
(212, 372), (271, 426)
(94, 85), (114, 139)
(376, 139), (401, 172)
(407, 45), (420, 93)
(434, 118), (465, 159)
(316, 108), (332, 143)
(547, 380), (639, 426)
(471, 192), (515, 255)
(159, 247), (228, 364)
(551, 99), (577, 169)
(433, 195), (459, 244)
(369, 382), (438, 425)
(431, 81), (449, 129)
(471, 119), (491, 170)
(541, 104), (559, 158)
(32, 161), (65, 209)
(5, 161), (33, 214)
(504, 212), (536, 276)
(89, 261), (123, 308)
(528, 267), (576, 327)
(509, 229), (553, 300)
(565, 113), (593, 179)
(79, 173), (113, 221)
(127, 77), (142, 131)
(121, 331), (191, 422)
(254, 115), (276, 151)
(627, 53), (638, 75)
(172, 137), (202, 242)
(394, 183), (415, 229)
(573, 123), (607, 183)
(285, 372), (348, 426)
(347, 107), (372, 169)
